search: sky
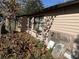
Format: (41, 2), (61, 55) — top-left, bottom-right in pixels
(41, 0), (64, 7)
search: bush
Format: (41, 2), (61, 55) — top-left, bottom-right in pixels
(0, 32), (53, 59)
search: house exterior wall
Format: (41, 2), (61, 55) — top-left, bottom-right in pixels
(52, 13), (79, 36)
(16, 3), (79, 59)
(23, 12), (79, 59)
(49, 6), (79, 59)
(50, 5), (79, 40)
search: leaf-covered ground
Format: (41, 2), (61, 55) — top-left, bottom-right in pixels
(0, 32), (53, 59)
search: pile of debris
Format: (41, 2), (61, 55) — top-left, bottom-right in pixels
(0, 32), (53, 59)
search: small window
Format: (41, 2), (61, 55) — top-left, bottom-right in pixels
(52, 43), (64, 57)
(47, 40), (55, 49)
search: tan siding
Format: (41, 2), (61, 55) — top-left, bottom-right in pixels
(51, 13), (79, 35)
(56, 13), (79, 17)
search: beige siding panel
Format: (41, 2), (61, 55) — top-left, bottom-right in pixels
(52, 13), (79, 35)
(55, 17), (79, 20)
(55, 13), (79, 18)
(53, 25), (79, 30)
(53, 22), (79, 26)
(53, 26), (79, 32)
(52, 28), (78, 35)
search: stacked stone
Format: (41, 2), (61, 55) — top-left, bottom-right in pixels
(43, 16), (53, 44)
(36, 16), (53, 45)
(26, 16), (53, 44)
